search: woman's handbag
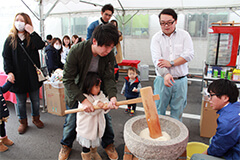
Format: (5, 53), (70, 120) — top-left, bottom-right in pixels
(35, 66), (48, 82)
(19, 43), (48, 82)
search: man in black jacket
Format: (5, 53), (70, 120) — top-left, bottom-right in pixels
(58, 23), (120, 160)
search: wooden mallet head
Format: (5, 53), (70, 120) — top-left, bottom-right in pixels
(140, 86), (162, 138)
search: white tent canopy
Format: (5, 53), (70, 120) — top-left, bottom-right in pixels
(39, 0), (240, 15)
(2, 0), (239, 18)
(11, 0), (238, 20)
(0, 0), (240, 72)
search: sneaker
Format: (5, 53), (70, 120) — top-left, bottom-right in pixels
(58, 145), (71, 160)
(104, 144), (118, 160)
(125, 107), (131, 113)
(130, 110), (135, 116)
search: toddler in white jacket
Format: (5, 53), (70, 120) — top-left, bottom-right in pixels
(76, 72), (110, 160)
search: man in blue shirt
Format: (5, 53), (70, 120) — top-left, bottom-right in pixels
(191, 79), (240, 160)
(86, 4), (114, 40)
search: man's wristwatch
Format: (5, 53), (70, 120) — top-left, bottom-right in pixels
(170, 61), (174, 67)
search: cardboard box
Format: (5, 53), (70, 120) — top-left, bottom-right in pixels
(200, 99), (219, 138)
(44, 82), (66, 116)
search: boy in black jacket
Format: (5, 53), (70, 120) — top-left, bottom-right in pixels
(121, 67), (142, 116)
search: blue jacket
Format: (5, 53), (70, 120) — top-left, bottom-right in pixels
(123, 76), (140, 99)
(208, 102), (240, 160)
(87, 18), (108, 40)
(86, 19), (100, 40)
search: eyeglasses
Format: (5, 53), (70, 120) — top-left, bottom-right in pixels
(104, 13), (112, 17)
(160, 20), (175, 26)
(207, 93), (218, 99)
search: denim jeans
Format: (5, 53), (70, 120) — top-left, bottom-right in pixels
(61, 102), (115, 148)
(101, 113), (114, 148)
(190, 154), (225, 160)
(15, 89), (40, 119)
(60, 102), (77, 148)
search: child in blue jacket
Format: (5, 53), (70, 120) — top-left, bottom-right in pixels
(121, 67), (142, 116)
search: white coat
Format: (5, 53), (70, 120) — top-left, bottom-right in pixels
(76, 91), (109, 140)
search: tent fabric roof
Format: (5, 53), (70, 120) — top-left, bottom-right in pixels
(43, 0), (240, 9)
(1, 0), (240, 18)
(40, 0), (240, 16)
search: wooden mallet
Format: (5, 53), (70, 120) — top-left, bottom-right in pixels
(64, 86), (162, 138)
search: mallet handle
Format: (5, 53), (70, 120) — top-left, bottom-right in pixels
(64, 94), (160, 115)
(64, 105), (102, 114)
(116, 95), (159, 106)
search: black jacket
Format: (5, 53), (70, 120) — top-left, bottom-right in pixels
(0, 81), (13, 119)
(63, 40), (117, 108)
(2, 32), (45, 93)
(45, 45), (63, 75)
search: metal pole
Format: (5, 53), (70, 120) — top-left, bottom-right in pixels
(21, 0), (40, 20)
(39, 0), (47, 112)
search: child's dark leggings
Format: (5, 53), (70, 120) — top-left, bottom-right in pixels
(82, 147), (90, 153)
(126, 97), (136, 111)
(0, 121), (6, 137)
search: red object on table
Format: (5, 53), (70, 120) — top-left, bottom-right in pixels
(0, 71), (43, 104)
(118, 60), (141, 69)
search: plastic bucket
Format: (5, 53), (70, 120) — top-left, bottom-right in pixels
(186, 142), (209, 160)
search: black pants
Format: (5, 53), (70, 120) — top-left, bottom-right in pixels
(82, 147), (90, 153)
(0, 121), (6, 137)
(126, 97), (136, 111)
(114, 64), (119, 81)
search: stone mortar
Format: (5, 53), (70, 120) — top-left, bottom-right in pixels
(124, 115), (189, 160)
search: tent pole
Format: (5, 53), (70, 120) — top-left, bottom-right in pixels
(44, 0), (59, 20)
(21, 0), (40, 20)
(117, 0), (125, 59)
(39, 0), (47, 112)
(39, 0), (59, 113)
(230, 7), (240, 17)
(121, 15), (125, 59)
